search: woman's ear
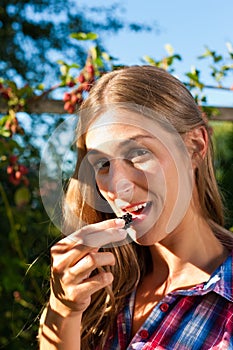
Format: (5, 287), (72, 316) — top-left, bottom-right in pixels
(184, 126), (208, 165)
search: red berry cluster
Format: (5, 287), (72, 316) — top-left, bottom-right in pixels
(63, 62), (95, 114)
(13, 290), (21, 301)
(4, 116), (24, 136)
(0, 83), (24, 112)
(0, 83), (11, 100)
(7, 155), (29, 186)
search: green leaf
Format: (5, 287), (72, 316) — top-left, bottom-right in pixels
(185, 68), (204, 90)
(18, 85), (34, 98)
(102, 52), (113, 61)
(198, 47), (214, 59)
(14, 187), (31, 207)
(213, 54), (222, 63)
(173, 54), (182, 61)
(198, 46), (223, 63)
(60, 64), (68, 76)
(143, 55), (157, 66)
(222, 64), (233, 71)
(164, 44), (174, 55)
(0, 129), (11, 137)
(69, 63), (80, 69)
(90, 46), (98, 61)
(70, 32), (98, 41)
(36, 83), (45, 90)
(0, 115), (9, 126)
(57, 59), (65, 65)
(226, 42), (233, 53)
(95, 57), (104, 67)
(7, 80), (17, 90)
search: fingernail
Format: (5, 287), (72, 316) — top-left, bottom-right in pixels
(114, 218), (125, 227)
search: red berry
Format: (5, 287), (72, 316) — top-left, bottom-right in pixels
(9, 174), (21, 186)
(86, 64), (94, 75)
(1, 91), (10, 100)
(67, 81), (75, 87)
(9, 155), (18, 164)
(10, 124), (17, 134)
(13, 291), (21, 301)
(7, 165), (14, 174)
(76, 85), (84, 93)
(64, 101), (71, 111)
(71, 94), (78, 104)
(13, 117), (18, 125)
(63, 92), (71, 102)
(77, 73), (85, 83)
(15, 171), (22, 180)
(82, 82), (91, 91)
(19, 165), (29, 175)
(67, 105), (75, 114)
(5, 120), (11, 130)
(23, 177), (29, 187)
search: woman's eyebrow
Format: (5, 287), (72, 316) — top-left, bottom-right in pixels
(87, 135), (154, 155)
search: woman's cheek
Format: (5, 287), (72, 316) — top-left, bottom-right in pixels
(140, 161), (167, 198)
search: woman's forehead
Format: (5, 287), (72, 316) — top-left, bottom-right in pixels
(85, 127), (152, 156)
(87, 108), (147, 131)
(85, 108), (175, 147)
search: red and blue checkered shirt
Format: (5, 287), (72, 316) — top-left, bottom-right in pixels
(103, 250), (233, 349)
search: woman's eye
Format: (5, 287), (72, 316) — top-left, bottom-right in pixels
(128, 149), (151, 162)
(93, 159), (110, 171)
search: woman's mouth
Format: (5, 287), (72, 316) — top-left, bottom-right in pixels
(122, 201), (152, 223)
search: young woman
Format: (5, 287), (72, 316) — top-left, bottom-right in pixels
(39, 66), (233, 349)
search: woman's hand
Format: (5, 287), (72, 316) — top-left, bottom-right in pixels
(49, 218), (126, 316)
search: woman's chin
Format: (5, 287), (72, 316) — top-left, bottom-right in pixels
(129, 219), (168, 246)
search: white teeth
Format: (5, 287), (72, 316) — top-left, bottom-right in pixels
(126, 202), (147, 213)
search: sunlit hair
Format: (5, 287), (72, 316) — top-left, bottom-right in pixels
(63, 66), (232, 349)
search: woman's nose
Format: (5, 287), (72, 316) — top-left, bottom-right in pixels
(107, 178), (134, 202)
(115, 178), (134, 201)
(106, 162), (135, 202)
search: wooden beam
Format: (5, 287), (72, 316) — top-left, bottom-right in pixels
(0, 98), (65, 115)
(0, 98), (233, 121)
(27, 98), (65, 114)
(211, 107), (233, 121)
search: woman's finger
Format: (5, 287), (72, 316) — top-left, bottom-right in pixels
(72, 271), (114, 302)
(51, 218), (126, 271)
(62, 251), (115, 284)
(67, 218), (126, 247)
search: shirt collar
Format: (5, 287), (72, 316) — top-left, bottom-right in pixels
(204, 250), (233, 302)
(172, 250), (233, 302)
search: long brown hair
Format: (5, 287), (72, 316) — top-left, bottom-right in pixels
(64, 66), (232, 349)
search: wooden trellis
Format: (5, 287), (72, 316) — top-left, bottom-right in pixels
(0, 99), (233, 121)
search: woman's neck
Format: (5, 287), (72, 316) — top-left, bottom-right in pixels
(132, 214), (229, 337)
(148, 213), (229, 293)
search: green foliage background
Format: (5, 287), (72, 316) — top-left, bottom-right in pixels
(212, 121), (233, 228)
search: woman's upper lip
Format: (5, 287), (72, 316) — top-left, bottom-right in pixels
(122, 201), (149, 213)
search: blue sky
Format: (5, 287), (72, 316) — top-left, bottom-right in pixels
(81, 0), (233, 107)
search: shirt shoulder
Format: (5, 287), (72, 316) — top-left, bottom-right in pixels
(209, 249), (233, 302)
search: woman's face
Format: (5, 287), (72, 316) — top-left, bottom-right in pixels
(84, 108), (193, 245)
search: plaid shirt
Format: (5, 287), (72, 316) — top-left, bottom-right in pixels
(103, 250), (233, 349)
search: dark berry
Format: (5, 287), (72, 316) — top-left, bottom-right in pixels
(121, 213), (133, 229)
